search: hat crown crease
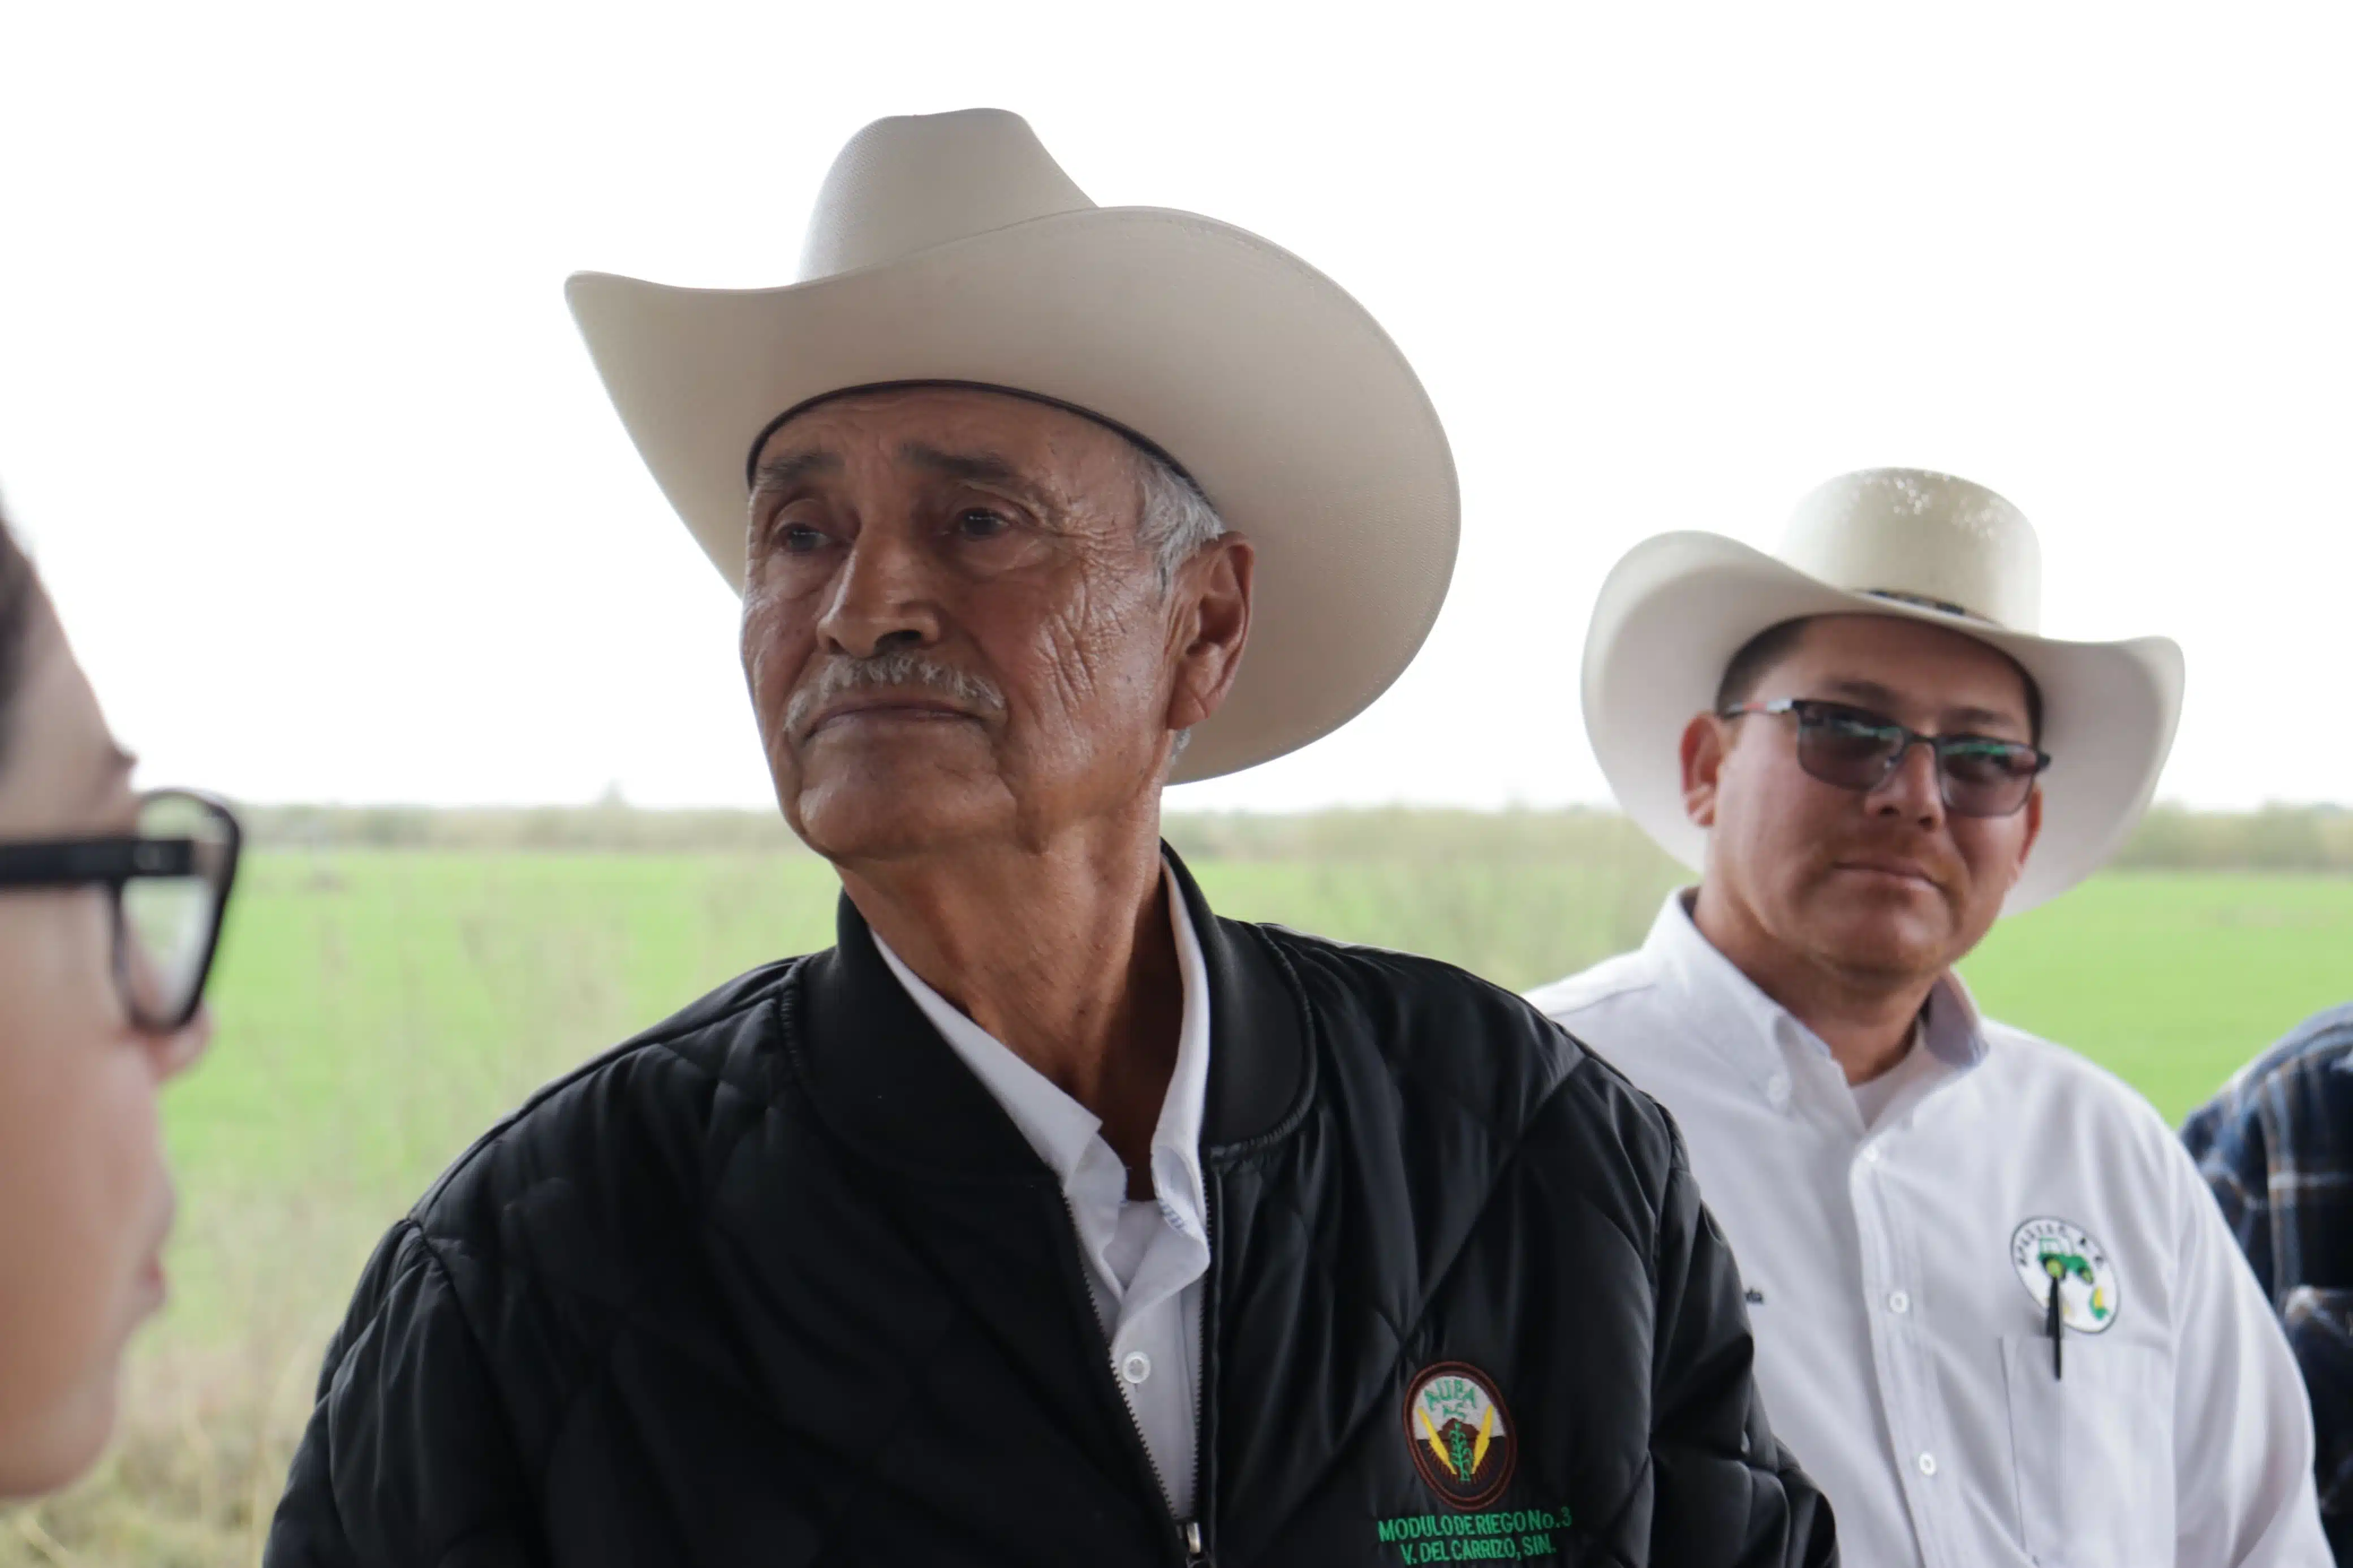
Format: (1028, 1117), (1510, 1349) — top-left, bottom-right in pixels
(799, 108), (1097, 281)
(1776, 466), (2044, 634)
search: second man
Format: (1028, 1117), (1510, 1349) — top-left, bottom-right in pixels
(1531, 469), (2328, 1565)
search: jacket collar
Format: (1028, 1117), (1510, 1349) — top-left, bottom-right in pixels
(787, 845), (1307, 1182)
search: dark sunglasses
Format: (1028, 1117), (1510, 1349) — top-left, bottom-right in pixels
(1720, 698), (2050, 819)
(0, 788), (243, 1031)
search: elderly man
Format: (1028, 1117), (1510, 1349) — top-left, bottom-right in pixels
(265, 111), (1833, 1567)
(1530, 469), (2331, 1566)
(2187, 1003), (2353, 1561)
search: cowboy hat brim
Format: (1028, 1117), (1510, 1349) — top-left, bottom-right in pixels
(566, 205), (1459, 785)
(1583, 531), (2184, 913)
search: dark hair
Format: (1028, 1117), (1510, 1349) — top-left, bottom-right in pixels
(0, 501), (40, 772)
(1714, 615), (2045, 743)
(1713, 619), (1815, 717)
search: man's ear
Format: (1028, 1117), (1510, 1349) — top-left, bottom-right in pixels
(1165, 534), (1254, 733)
(1680, 712), (1727, 829)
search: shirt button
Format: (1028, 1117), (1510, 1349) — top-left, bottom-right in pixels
(1916, 1452), (1938, 1477)
(1862, 1144), (1883, 1164)
(1888, 1290), (1911, 1315)
(1120, 1352), (1152, 1386)
(1764, 1073), (1792, 1109)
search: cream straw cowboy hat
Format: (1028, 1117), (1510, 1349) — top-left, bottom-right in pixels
(564, 108), (1459, 784)
(1584, 468), (2184, 913)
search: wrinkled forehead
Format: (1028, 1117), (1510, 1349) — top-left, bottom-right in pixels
(1777, 613), (2039, 728)
(745, 382), (1171, 495)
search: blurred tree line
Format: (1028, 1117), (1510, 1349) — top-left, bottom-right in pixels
(236, 801), (2353, 872)
(2109, 804), (2353, 872)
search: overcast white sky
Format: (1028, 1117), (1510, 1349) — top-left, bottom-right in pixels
(2, 5), (2347, 813)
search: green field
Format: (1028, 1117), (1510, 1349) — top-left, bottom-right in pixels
(7, 844), (2351, 1566)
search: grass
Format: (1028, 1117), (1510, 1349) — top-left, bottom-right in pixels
(1960, 871), (2353, 1124)
(5, 840), (2349, 1565)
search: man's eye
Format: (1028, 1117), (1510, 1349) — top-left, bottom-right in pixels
(776, 522), (828, 554)
(954, 509), (1011, 541)
(1812, 705), (1896, 738)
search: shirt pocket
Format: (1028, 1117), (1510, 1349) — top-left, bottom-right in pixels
(1999, 1336), (2174, 1566)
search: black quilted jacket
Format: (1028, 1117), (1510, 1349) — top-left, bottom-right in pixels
(266, 853), (1837, 1566)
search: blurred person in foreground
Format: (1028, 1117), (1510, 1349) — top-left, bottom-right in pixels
(1528, 469), (2331, 1565)
(2186, 1003), (2353, 1561)
(264, 110), (1834, 1567)
(0, 504), (239, 1496)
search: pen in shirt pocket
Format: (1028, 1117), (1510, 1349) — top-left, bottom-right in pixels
(2045, 1268), (2063, 1380)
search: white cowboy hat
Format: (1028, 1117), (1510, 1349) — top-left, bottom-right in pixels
(564, 108), (1458, 784)
(1584, 468), (2184, 913)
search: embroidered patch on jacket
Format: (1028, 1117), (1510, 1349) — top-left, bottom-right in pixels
(2010, 1216), (2119, 1332)
(1402, 1362), (1518, 1510)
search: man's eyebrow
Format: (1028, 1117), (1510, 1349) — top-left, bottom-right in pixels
(900, 443), (1029, 489)
(1816, 679), (1904, 710)
(749, 449), (843, 494)
(1943, 704), (2029, 735)
(1816, 679), (2026, 733)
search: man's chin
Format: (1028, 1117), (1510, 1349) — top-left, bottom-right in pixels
(1803, 906), (1953, 983)
(787, 771), (999, 864)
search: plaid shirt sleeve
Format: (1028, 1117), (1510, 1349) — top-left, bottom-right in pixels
(2184, 1003), (2353, 1558)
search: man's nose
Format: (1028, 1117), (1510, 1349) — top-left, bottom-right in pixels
(1868, 736), (1947, 824)
(815, 530), (943, 658)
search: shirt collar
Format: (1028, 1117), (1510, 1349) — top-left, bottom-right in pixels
(872, 867), (1213, 1199)
(1154, 875), (1214, 1204)
(1643, 889), (1986, 1079)
(791, 845), (1303, 1183)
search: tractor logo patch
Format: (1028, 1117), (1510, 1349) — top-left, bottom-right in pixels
(2010, 1216), (2119, 1333)
(1402, 1362), (1517, 1510)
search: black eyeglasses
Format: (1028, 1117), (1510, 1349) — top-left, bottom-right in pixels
(0, 788), (242, 1031)
(1719, 698), (2050, 819)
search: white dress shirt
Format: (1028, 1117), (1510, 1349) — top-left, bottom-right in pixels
(1528, 892), (2329, 1567)
(873, 870), (1212, 1519)
(1850, 1022), (1942, 1130)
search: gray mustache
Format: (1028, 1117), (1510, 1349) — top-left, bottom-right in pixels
(785, 650), (1007, 738)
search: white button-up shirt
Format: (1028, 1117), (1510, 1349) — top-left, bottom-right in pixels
(874, 870), (1212, 1518)
(1528, 892), (2329, 1567)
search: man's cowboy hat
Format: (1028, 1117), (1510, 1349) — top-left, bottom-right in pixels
(564, 109), (1458, 784)
(1584, 468), (2184, 913)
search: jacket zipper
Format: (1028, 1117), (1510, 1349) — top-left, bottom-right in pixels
(1062, 1191), (1213, 1566)
(1186, 1177), (1218, 1565)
